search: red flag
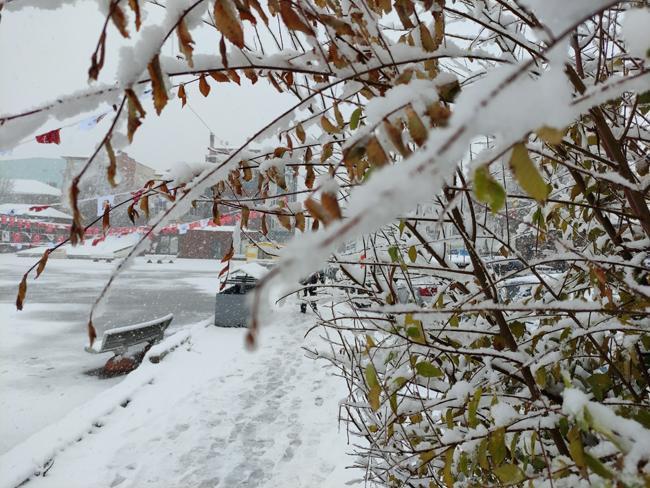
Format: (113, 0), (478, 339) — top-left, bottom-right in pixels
(35, 129), (61, 144)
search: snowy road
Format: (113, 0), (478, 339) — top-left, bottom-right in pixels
(1, 310), (359, 488)
(1, 255), (232, 453)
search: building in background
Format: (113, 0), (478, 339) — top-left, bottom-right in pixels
(0, 158), (67, 188)
(62, 152), (157, 226)
(0, 178), (61, 205)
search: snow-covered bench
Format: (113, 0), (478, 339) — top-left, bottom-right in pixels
(86, 314), (174, 375)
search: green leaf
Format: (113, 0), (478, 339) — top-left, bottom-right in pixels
(584, 452), (613, 479)
(586, 373), (611, 401)
(349, 107), (362, 130)
(494, 463), (525, 484)
(443, 448), (454, 487)
(489, 427), (507, 466)
(567, 426), (585, 468)
(407, 245), (417, 262)
(509, 143), (549, 202)
(638, 90), (650, 105)
(509, 321), (526, 339)
(419, 449), (435, 464)
(535, 125), (565, 145)
(478, 439), (489, 469)
(365, 363), (379, 389)
(474, 165), (506, 213)
(468, 387), (482, 428)
(388, 245), (399, 262)
(415, 361), (443, 378)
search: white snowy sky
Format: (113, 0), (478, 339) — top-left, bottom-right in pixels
(0, 2), (295, 171)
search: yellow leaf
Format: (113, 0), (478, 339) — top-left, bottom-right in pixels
(509, 143), (549, 203)
(321, 116), (340, 134)
(406, 106), (427, 146)
(366, 137), (387, 167)
(474, 165), (505, 212)
(35, 249), (50, 279)
(295, 123), (306, 143)
(368, 384), (381, 411)
(535, 125), (565, 145)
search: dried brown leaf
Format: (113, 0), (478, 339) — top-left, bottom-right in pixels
(88, 319), (97, 348)
(295, 212), (305, 232)
(105, 139), (118, 187)
(199, 74), (211, 97)
(304, 197), (332, 225)
(148, 55), (168, 115)
(305, 164), (315, 189)
(35, 249), (50, 279)
(69, 179), (85, 245)
(279, 0), (312, 35)
(322, 192), (341, 220)
(111, 4), (130, 38)
(249, 0), (268, 24)
(212, 201), (221, 224)
(178, 84), (187, 107)
(219, 35), (229, 68)
(241, 206), (250, 228)
(125, 89), (146, 142)
(102, 203), (110, 235)
(277, 211), (292, 230)
(261, 213), (268, 235)
(16, 274), (27, 310)
(177, 20), (195, 67)
(210, 70), (230, 82)
(366, 136), (388, 167)
(128, 0), (141, 30)
(214, 0), (245, 48)
(295, 123), (306, 143)
(139, 194), (150, 219)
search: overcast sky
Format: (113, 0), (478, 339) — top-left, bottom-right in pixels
(0, 2), (296, 171)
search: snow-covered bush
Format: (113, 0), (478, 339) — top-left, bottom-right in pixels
(3, 0), (649, 485)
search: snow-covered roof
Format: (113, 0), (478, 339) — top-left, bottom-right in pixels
(8, 179), (61, 196)
(230, 262), (270, 280)
(17, 233), (142, 258)
(0, 203), (71, 220)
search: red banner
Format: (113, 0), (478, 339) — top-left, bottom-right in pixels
(35, 129), (61, 145)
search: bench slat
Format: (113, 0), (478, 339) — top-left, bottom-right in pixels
(87, 314), (173, 354)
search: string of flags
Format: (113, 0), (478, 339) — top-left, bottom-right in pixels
(0, 213), (253, 247)
(33, 112), (108, 146)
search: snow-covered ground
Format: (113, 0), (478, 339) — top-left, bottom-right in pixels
(0, 254), (358, 488)
(0, 255), (224, 453)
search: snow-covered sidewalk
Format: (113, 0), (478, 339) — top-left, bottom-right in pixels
(0, 309), (357, 488)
